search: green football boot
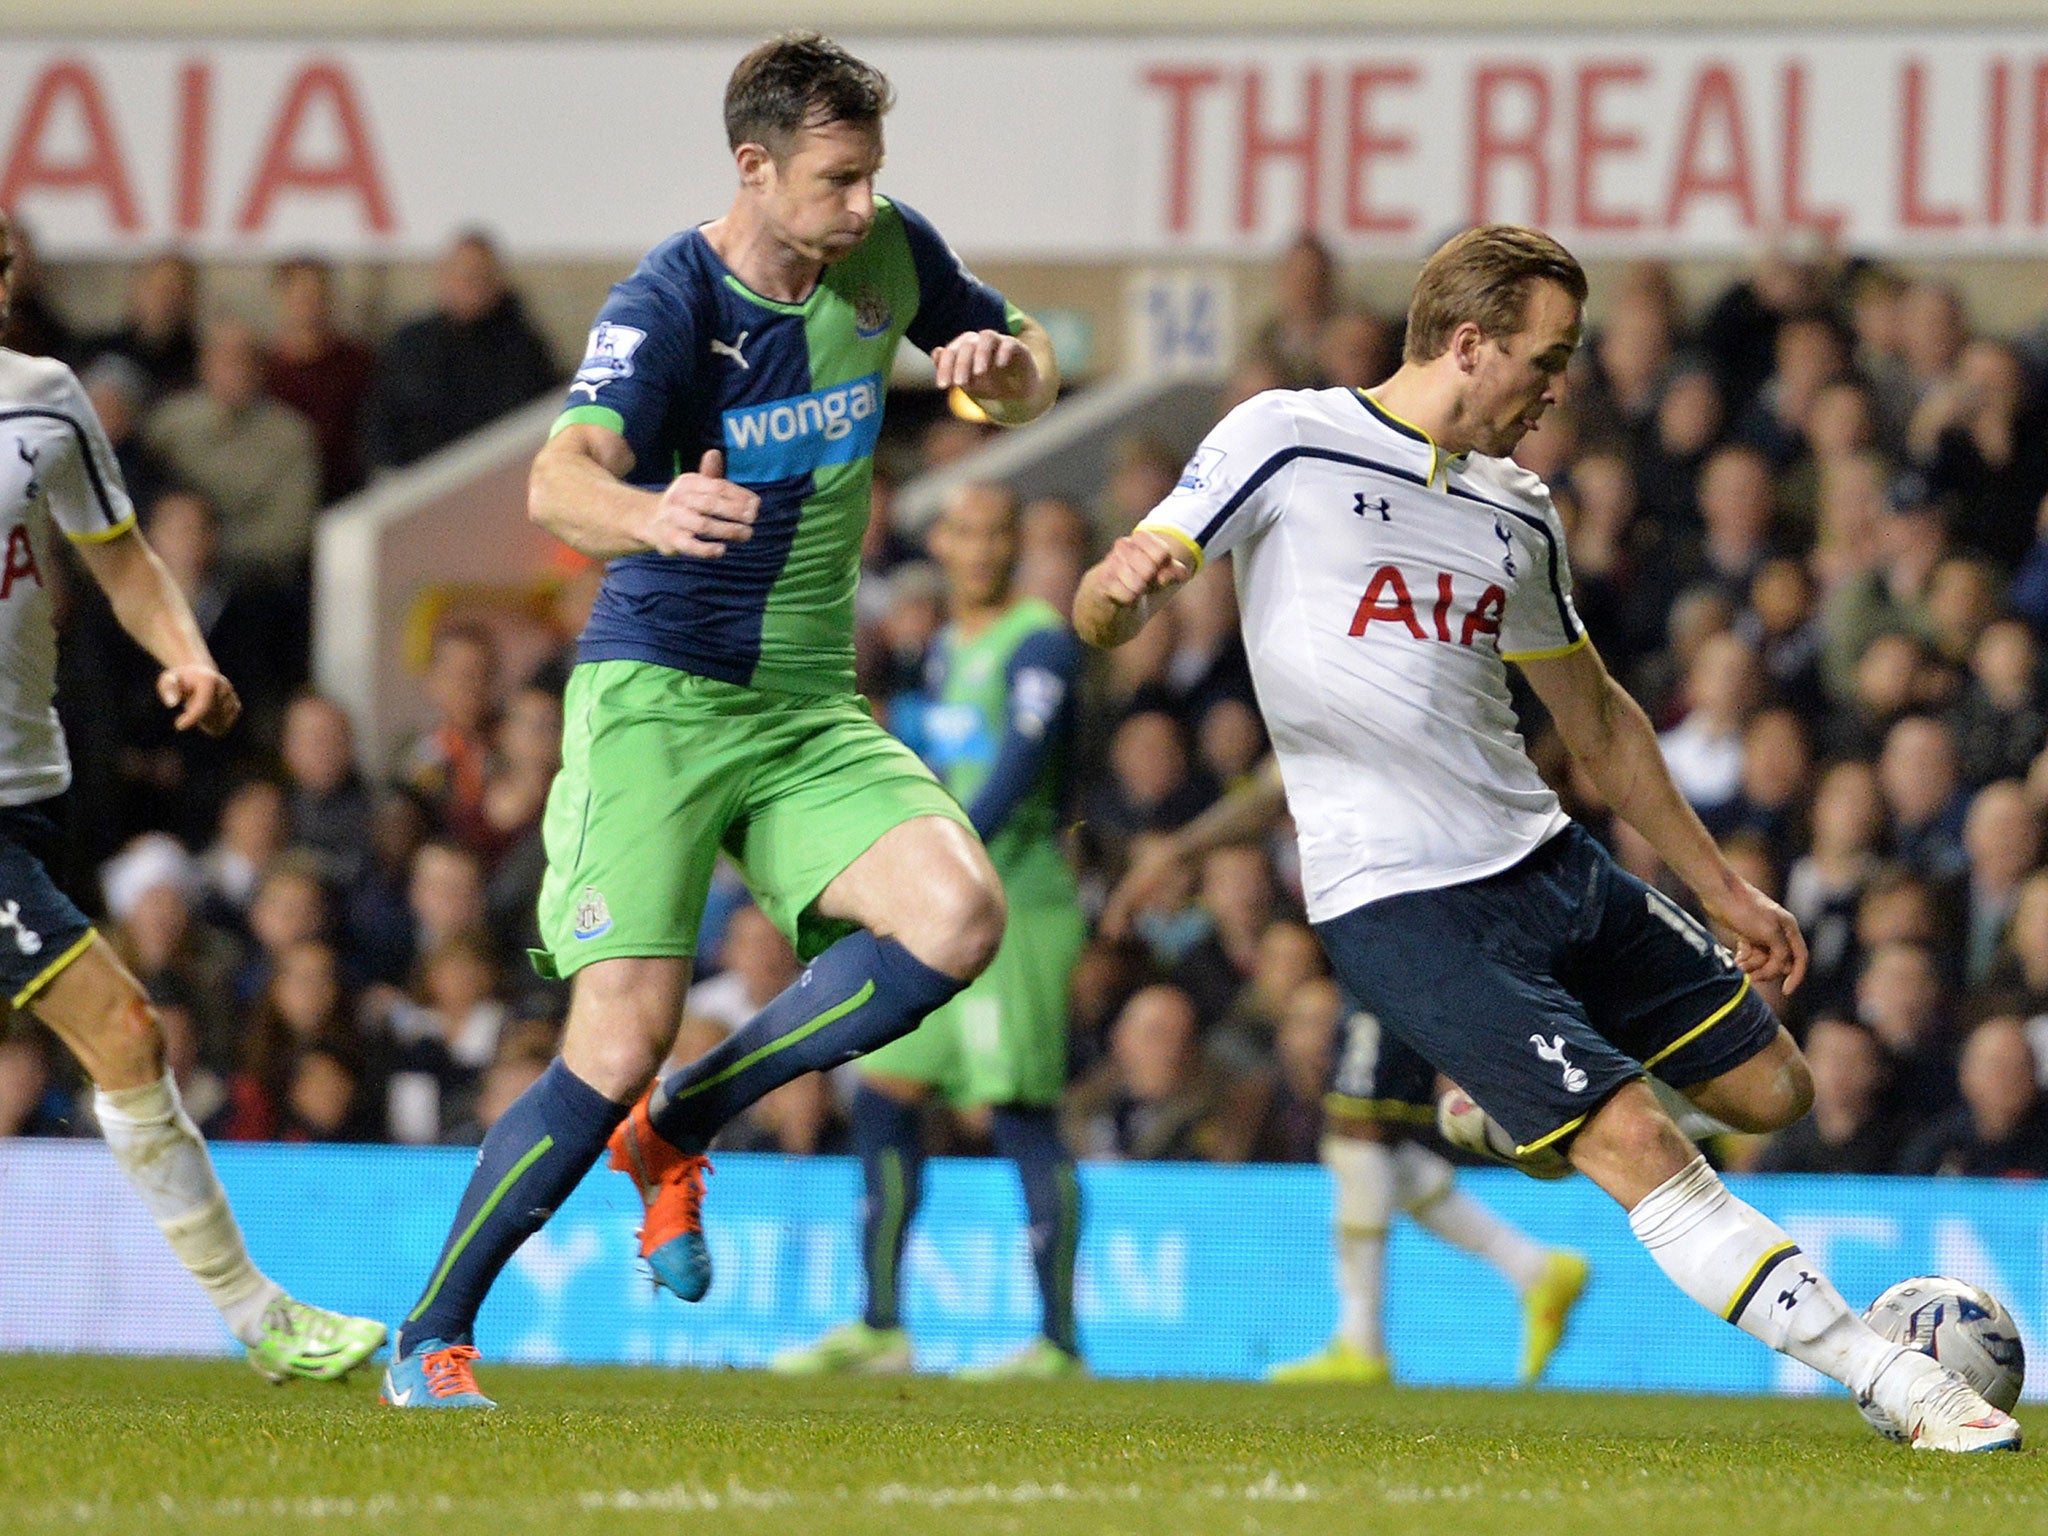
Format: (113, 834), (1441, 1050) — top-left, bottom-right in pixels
(769, 1320), (913, 1376)
(245, 1298), (388, 1384)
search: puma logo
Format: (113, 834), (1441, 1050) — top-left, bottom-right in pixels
(710, 332), (751, 370)
(1530, 1032), (1588, 1093)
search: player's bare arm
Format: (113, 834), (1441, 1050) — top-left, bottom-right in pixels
(530, 424), (759, 560)
(1101, 757), (1287, 938)
(1517, 640), (1806, 991)
(1072, 529), (1198, 649)
(73, 527), (239, 736)
(932, 315), (1059, 426)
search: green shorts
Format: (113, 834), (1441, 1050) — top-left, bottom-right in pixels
(533, 660), (969, 979)
(863, 893), (1087, 1107)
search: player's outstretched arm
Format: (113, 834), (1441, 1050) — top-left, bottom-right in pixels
(1518, 641), (1807, 991)
(73, 527), (239, 736)
(530, 425), (758, 561)
(1073, 530), (1198, 650)
(932, 316), (1059, 427)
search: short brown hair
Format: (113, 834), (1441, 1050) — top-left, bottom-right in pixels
(1403, 225), (1587, 363)
(725, 32), (894, 156)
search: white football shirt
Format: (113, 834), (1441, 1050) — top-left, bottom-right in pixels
(1138, 386), (1581, 922)
(0, 349), (138, 806)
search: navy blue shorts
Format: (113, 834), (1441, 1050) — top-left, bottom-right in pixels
(0, 802), (94, 1008)
(1313, 823), (1781, 1157)
(1325, 998), (1439, 1129)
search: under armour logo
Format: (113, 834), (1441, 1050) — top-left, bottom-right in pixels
(1529, 1033), (1589, 1093)
(1353, 492), (1390, 520)
(1494, 517), (1517, 577)
(16, 441), (39, 502)
(0, 900), (44, 955)
(710, 332), (751, 370)
(1777, 1270), (1819, 1310)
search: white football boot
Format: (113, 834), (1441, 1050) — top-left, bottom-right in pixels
(1892, 1353), (2022, 1452)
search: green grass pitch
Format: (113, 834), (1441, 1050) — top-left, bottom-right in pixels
(2, 1358), (2044, 1535)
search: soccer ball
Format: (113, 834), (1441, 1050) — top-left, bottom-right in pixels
(1854, 1276), (2026, 1441)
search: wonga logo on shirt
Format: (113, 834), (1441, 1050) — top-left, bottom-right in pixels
(722, 373), (884, 482)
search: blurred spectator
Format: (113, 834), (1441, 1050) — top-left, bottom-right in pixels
(407, 841), (489, 961)
(1848, 265), (1913, 442)
(283, 1044), (370, 1143)
(143, 319), (321, 585)
(80, 353), (170, 512)
(1016, 495), (1093, 618)
(1084, 711), (1215, 857)
(1753, 1016), (1901, 1173)
(1951, 619), (2048, 787)
(381, 931), (506, 1144)
(1251, 232), (1337, 382)
(1810, 450), (1890, 595)
(1696, 248), (1828, 418)
(1684, 445), (1781, 604)
(361, 230), (558, 472)
(220, 937), (363, 1141)
(1897, 279), (1970, 412)
(1066, 935), (1158, 1079)
(719, 1071), (848, 1155)
(1820, 476), (1948, 704)
(1630, 584), (1734, 727)
(141, 489), (301, 723)
(1102, 435), (1182, 536)
(1959, 782), (2042, 987)
(0, 1029), (68, 1136)
(1912, 340), (2048, 571)
(1169, 843), (1277, 1029)
(1784, 761), (1887, 1016)
(100, 832), (238, 1071)
(236, 852), (333, 1005)
(1658, 631), (1761, 818)
(1705, 706), (1811, 856)
(1245, 974), (1341, 1163)
(1925, 556), (2002, 670)
(1195, 697), (1267, 792)
(1988, 869), (2048, 1014)
(265, 256), (375, 502)
(1733, 312), (1850, 471)
(1315, 309), (1397, 390)
(1577, 285), (1675, 452)
(344, 791), (435, 986)
(441, 1018), (557, 1146)
(85, 250), (199, 397)
(1877, 715), (1969, 885)
(1854, 939), (1958, 1126)
(282, 693), (373, 880)
(399, 623), (498, 844)
(1634, 362), (1724, 531)
(1898, 1017), (2048, 1176)
(1736, 558), (1826, 718)
(195, 779), (289, 928)
(1063, 984), (1246, 1161)
(688, 905), (800, 1032)
(1563, 448), (1674, 679)
(481, 686), (562, 953)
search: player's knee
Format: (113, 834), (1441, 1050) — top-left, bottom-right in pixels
(1722, 1052), (1814, 1133)
(1572, 1085), (1692, 1179)
(906, 865), (1007, 981)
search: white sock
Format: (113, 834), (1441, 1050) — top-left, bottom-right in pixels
(1324, 1135), (1393, 1357)
(95, 1073), (282, 1345)
(1396, 1142), (1550, 1291)
(1627, 1156), (1900, 1399)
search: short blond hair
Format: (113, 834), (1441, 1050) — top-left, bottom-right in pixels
(1404, 224), (1587, 363)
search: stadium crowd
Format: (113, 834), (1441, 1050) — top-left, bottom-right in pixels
(6, 221), (2048, 1185)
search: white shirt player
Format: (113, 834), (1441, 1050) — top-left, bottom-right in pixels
(0, 349), (138, 806)
(1136, 385), (1580, 922)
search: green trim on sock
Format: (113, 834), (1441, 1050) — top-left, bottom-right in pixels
(667, 981), (876, 1106)
(870, 1147), (907, 1329)
(407, 1135), (555, 1323)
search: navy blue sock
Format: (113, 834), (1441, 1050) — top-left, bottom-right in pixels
(649, 932), (963, 1154)
(992, 1107), (1082, 1356)
(854, 1085), (924, 1331)
(398, 1059), (625, 1358)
